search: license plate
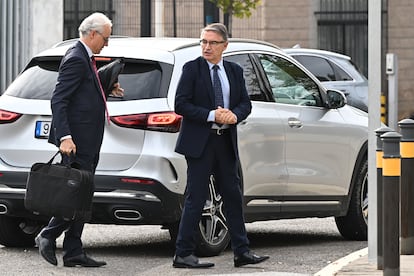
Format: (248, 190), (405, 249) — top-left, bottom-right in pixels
(35, 121), (51, 139)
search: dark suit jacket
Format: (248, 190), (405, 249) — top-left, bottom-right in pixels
(48, 41), (106, 168)
(174, 56), (252, 159)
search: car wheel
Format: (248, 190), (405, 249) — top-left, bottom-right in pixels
(195, 175), (231, 256)
(335, 159), (368, 240)
(0, 216), (42, 247)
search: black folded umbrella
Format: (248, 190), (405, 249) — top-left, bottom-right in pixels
(97, 58), (125, 95)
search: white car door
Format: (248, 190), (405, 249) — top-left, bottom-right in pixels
(257, 53), (353, 198)
(224, 53), (288, 202)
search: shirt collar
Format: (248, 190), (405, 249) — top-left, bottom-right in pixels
(207, 60), (224, 70)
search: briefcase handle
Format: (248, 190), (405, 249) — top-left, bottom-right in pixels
(47, 150), (75, 168)
(47, 151), (61, 165)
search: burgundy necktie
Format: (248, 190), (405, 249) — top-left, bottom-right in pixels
(91, 56), (110, 124)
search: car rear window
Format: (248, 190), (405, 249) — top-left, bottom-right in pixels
(4, 57), (172, 101)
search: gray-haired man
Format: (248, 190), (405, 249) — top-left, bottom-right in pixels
(173, 23), (269, 269)
(35, 12), (122, 268)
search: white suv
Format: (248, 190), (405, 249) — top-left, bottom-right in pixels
(0, 37), (368, 256)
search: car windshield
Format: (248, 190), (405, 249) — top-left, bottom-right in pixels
(4, 58), (171, 101)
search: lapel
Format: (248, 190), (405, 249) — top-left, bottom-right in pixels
(199, 57), (215, 106)
(90, 62), (103, 96)
(223, 61), (235, 108)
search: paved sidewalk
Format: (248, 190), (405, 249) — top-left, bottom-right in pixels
(315, 247), (414, 275)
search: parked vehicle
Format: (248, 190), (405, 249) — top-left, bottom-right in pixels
(0, 37), (368, 256)
(284, 47), (368, 112)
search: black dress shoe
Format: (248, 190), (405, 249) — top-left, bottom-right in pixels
(35, 234), (57, 266)
(234, 251), (269, 267)
(63, 253), (106, 267)
(173, 254), (214, 268)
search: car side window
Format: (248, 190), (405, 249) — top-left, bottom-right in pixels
(115, 61), (164, 100)
(258, 54), (322, 107)
(224, 54), (268, 102)
(293, 55), (353, 82)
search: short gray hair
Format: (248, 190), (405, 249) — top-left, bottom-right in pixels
(78, 12), (112, 37)
(201, 23), (228, 41)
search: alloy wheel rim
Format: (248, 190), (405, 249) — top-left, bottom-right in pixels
(199, 175), (228, 246)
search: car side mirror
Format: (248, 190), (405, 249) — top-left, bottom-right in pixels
(326, 89), (347, 109)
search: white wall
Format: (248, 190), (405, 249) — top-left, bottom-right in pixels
(31, 0), (63, 56)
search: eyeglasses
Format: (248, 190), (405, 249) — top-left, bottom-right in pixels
(96, 31), (109, 43)
(199, 39), (226, 46)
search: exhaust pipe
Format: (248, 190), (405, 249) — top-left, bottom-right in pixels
(0, 203), (8, 215)
(114, 209), (142, 221)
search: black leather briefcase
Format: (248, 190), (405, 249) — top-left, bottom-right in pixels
(24, 152), (94, 221)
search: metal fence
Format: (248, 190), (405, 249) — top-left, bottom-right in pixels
(64, 0), (114, 39)
(316, 0), (388, 78)
(63, 0), (263, 40)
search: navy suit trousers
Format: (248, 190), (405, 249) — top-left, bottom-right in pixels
(175, 131), (249, 257)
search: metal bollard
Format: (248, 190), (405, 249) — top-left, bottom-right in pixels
(398, 119), (414, 254)
(375, 126), (393, 270)
(381, 131), (401, 276)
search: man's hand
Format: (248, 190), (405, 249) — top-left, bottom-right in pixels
(110, 82), (124, 97)
(215, 107), (237, 125)
(60, 138), (76, 156)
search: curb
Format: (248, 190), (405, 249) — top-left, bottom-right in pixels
(313, 247), (368, 276)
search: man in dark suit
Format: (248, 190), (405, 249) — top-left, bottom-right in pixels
(35, 12), (123, 267)
(173, 23), (269, 268)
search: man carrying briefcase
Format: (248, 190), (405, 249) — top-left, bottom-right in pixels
(35, 12), (123, 267)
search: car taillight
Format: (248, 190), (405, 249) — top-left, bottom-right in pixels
(110, 111), (182, 133)
(0, 109), (22, 124)
(94, 57), (112, 62)
(120, 178), (155, 185)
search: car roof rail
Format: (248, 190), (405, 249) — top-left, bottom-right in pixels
(229, 38), (281, 50)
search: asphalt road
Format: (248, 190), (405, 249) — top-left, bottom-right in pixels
(0, 217), (366, 275)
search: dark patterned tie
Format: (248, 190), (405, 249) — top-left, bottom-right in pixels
(91, 56), (110, 124)
(212, 65), (224, 108)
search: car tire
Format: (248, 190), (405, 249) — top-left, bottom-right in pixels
(0, 216), (40, 247)
(335, 158), (368, 240)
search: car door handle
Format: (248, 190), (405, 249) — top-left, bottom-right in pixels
(288, 117), (303, 128)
